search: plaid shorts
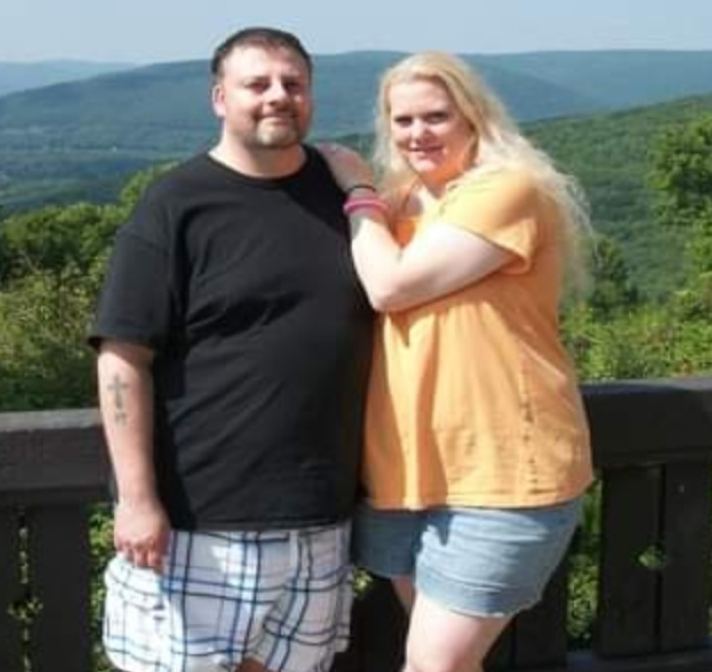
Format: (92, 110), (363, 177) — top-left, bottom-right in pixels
(103, 522), (352, 672)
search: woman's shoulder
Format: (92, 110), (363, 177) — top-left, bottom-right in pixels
(443, 167), (540, 212)
(459, 166), (538, 194)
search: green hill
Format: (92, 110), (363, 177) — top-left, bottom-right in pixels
(311, 51), (598, 135)
(1, 51), (712, 300)
(0, 60), (135, 97)
(0, 53), (592, 151)
(488, 50), (712, 109)
(2, 49), (710, 214)
(0, 52), (595, 212)
(528, 95), (712, 299)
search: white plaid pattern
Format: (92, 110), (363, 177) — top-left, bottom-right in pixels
(103, 523), (352, 672)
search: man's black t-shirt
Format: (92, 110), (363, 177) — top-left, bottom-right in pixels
(90, 149), (373, 530)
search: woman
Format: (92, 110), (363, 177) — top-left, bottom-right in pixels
(321, 51), (594, 672)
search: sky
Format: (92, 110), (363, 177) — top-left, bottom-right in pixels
(1, 0), (711, 64)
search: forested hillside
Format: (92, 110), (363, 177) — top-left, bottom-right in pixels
(4, 49), (711, 121)
(528, 95), (712, 298)
(0, 53), (589, 159)
(3, 112), (712, 416)
(2, 48), (711, 227)
(1, 49), (711, 296)
(486, 50), (712, 109)
(3, 89), (711, 299)
(0, 60), (134, 96)
(0, 96), (712, 672)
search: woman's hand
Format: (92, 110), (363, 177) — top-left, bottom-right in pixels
(317, 143), (375, 192)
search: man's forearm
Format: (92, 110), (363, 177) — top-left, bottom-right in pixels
(97, 341), (157, 504)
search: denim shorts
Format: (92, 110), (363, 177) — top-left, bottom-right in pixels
(104, 523), (352, 672)
(354, 498), (582, 618)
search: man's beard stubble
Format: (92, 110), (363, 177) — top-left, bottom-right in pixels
(252, 111), (310, 150)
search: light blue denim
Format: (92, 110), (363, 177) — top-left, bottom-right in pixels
(354, 498), (582, 617)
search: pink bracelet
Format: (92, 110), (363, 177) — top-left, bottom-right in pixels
(343, 197), (389, 217)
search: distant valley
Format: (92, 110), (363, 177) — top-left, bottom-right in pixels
(2, 50), (712, 148)
(1, 50), (712, 298)
(1, 49), (712, 212)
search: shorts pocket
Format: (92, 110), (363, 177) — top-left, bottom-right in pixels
(104, 554), (166, 611)
(103, 555), (169, 671)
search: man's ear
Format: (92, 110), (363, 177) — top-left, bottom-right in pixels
(211, 84), (226, 118)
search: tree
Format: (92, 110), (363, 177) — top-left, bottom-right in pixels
(649, 113), (712, 276)
(0, 202), (116, 284)
(586, 234), (639, 318)
(0, 162), (174, 287)
(0, 262), (103, 410)
(0, 162), (171, 410)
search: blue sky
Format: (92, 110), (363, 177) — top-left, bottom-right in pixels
(1, 0), (711, 63)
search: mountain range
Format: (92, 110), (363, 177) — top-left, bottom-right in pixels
(2, 51), (712, 300)
(2, 50), (712, 144)
(1, 49), (711, 216)
(0, 60), (135, 97)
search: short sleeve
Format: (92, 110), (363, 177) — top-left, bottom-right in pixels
(437, 170), (541, 274)
(88, 185), (178, 351)
(88, 230), (175, 351)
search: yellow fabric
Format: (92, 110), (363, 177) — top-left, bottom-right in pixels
(364, 169), (593, 509)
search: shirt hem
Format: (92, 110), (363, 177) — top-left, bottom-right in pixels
(366, 478), (594, 511)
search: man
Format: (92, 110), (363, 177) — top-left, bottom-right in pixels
(89, 27), (373, 672)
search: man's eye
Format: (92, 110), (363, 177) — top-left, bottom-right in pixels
(245, 81), (268, 92)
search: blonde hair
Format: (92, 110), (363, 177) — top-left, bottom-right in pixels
(372, 51), (592, 290)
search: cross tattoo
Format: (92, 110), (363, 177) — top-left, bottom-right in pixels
(107, 374), (129, 425)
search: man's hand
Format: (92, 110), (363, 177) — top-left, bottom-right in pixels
(113, 496), (171, 573)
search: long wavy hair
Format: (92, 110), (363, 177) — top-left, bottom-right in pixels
(372, 51), (592, 290)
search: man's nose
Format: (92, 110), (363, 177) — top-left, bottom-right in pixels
(265, 81), (290, 101)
